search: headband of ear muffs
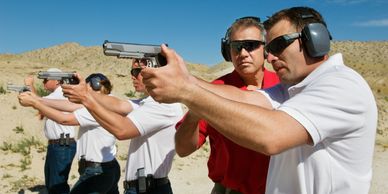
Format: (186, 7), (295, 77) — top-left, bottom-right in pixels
(85, 73), (108, 91)
(221, 17), (262, 62)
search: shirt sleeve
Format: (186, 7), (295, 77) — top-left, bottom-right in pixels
(73, 107), (100, 128)
(257, 84), (288, 109)
(127, 100), (181, 136)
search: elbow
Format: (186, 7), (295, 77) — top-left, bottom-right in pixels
(113, 127), (138, 140)
(175, 140), (196, 157)
(114, 131), (129, 140)
(57, 119), (70, 126)
(175, 148), (192, 158)
(261, 145), (280, 156)
(115, 134), (128, 141)
(260, 138), (283, 156)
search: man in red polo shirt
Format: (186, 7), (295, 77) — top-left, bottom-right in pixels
(175, 17), (279, 194)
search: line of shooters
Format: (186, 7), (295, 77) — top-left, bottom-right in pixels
(8, 6), (378, 194)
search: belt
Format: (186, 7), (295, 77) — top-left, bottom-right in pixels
(79, 159), (117, 168)
(212, 183), (241, 194)
(48, 138), (76, 145)
(123, 177), (170, 190)
(77, 159), (117, 175)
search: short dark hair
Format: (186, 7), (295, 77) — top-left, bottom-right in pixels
(85, 73), (113, 94)
(264, 6), (327, 32)
(228, 17), (266, 42)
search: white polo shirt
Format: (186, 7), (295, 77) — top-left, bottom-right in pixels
(74, 107), (117, 162)
(43, 87), (76, 140)
(125, 96), (183, 181)
(262, 54), (377, 194)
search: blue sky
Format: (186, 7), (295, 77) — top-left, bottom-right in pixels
(1, 0), (387, 66)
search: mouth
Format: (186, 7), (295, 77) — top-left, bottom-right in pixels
(271, 61), (284, 72)
(237, 61), (252, 68)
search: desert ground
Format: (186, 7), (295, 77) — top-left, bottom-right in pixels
(0, 41), (387, 193)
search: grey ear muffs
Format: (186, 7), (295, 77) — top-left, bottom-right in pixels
(301, 22), (331, 57)
(89, 76), (102, 91)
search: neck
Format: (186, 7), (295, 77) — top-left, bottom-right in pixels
(241, 69), (264, 89)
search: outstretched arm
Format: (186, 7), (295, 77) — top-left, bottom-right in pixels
(142, 45), (311, 155)
(18, 92), (79, 126)
(61, 75), (139, 140)
(40, 98), (84, 112)
(89, 92), (133, 116)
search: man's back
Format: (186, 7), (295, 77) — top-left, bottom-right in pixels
(265, 54), (377, 194)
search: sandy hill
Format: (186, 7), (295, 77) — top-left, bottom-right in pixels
(0, 41), (387, 193)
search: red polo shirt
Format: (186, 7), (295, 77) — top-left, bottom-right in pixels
(176, 69), (279, 194)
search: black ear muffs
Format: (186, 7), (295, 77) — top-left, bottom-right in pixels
(221, 28), (232, 62)
(221, 17), (264, 62)
(301, 23), (331, 57)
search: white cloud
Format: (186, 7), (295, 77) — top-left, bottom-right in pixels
(326, 0), (368, 5)
(354, 19), (388, 27)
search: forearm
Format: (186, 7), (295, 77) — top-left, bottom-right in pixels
(83, 93), (139, 140)
(180, 83), (284, 155)
(41, 98), (83, 112)
(33, 101), (78, 126)
(90, 92), (133, 116)
(175, 112), (200, 157)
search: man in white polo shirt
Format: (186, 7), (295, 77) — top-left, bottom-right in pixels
(62, 59), (183, 194)
(24, 68), (76, 194)
(140, 6), (378, 194)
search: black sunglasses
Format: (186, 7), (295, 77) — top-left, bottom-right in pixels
(265, 32), (301, 56)
(229, 40), (265, 53)
(130, 68), (143, 77)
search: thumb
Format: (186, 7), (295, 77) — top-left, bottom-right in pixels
(160, 44), (179, 68)
(74, 73), (85, 84)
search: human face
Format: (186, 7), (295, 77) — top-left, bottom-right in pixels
(131, 59), (146, 93)
(265, 20), (311, 85)
(43, 79), (59, 92)
(229, 26), (265, 77)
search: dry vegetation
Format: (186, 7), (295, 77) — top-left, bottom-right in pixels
(0, 41), (387, 193)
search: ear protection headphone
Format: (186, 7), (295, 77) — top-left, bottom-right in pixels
(298, 11), (332, 57)
(86, 73), (108, 91)
(221, 27), (232, 62)
(221, 17), (264, 62)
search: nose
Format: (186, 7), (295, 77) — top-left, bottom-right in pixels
(238, 48), (250, 57)
(266, 52), (278, 63)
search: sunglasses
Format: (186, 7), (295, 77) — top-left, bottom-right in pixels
(265, 32), (301, 56)
(130, 68), (143, 77)
(229, 40), (265, 53)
